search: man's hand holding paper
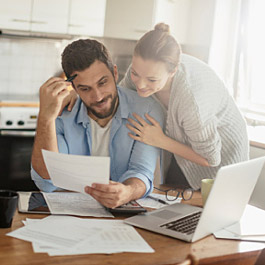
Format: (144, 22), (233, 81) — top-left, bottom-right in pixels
(85, 178), (146, 208)
(42, 150), (147, 208)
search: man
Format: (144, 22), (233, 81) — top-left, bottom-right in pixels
(31, 39), (164, 208)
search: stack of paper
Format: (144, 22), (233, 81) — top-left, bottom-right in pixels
(7, 216), (154, 256)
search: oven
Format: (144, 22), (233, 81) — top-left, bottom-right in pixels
(0, 104), (39, 191)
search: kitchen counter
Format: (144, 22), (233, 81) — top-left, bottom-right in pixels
(0, 102), (39, 107)
(0, 93), (39, 107)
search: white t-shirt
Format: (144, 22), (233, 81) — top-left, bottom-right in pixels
(90, 118), (112, 156)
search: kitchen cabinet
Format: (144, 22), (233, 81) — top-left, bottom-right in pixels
(31, 0), (69, 34)
(0, 0), (69, 34)
(154, 0), (191, 44)
(0, 0), (188, 40)
(104, 0), (190, 43)
(0, 0), (32, 31)
(0, 0), (106, 37)
(104, 0), (156, 40)
(68, 0), (106, 37)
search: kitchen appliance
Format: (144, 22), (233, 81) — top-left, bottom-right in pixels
(0, 94), (39, 191)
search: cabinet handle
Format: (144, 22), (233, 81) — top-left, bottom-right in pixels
(31, 20), (47, 24)
(134, 29), (147, 33)
(11, 19), (30, 23)
(68, 24), (83, 28)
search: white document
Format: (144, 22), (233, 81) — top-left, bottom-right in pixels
(7, 216), (154, 255)
(214, 205), (265, 242)
(137, 193), (181, 209)
(42, 150), (110, 193)
(214, 229), (265, 242)
(42, 192), (113, 218)
(7, 216), (91, 249)
(23, 219), (54, 253)
(225, 205), (265, 236)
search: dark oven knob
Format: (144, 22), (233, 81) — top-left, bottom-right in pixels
(6, 120), (13, 126)
(17, 120), (25, 126)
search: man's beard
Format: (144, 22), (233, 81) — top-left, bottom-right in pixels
(86, 90), (118, 119)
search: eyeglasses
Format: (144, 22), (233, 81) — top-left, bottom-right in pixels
(154, 187), (194, 201)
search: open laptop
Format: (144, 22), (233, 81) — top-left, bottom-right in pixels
(125, 157), (265, 242)
(249, 158), (265, 210)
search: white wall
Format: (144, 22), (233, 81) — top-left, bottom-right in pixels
(0, 37), (63, 96)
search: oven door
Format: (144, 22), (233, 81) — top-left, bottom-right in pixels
(0, 130), (38, 191)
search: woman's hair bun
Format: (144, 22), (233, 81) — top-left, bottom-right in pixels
(154, 23), (170, 33)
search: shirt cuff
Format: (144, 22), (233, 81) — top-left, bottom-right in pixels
(30, 167), (63, 192)
(118, 173), (153, 198)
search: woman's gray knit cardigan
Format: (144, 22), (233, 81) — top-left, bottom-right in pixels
(119, 54), (249, 190)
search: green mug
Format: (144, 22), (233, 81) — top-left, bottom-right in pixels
(201, 179), (214, 207)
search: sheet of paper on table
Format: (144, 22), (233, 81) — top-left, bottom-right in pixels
(42, 192), (113, 218)
(214, 204), (265, 242)
(7, 216), (154, 255)
(137, 193), (181, 209)
(41, 150), (110, 193)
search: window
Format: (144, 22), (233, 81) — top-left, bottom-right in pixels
(209, 0), (265, 126)
(234, 0), (265, 125)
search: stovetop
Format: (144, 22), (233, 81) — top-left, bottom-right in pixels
(0, 94), (39, 129)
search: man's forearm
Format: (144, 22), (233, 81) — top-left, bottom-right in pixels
(123, 178), (146, 201)
(31, 118), (58, 179)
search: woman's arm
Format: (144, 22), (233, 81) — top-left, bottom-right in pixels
(127, 113), (209, 167)
(159, 134), (209, 166)
(58, 89), (78, 114)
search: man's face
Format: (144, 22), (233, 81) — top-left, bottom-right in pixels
(72, 60), (119, 119)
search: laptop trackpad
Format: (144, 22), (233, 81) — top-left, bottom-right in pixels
(152, 209), (181, 220)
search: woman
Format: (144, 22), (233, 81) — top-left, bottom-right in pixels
(119, 23), (249, 190)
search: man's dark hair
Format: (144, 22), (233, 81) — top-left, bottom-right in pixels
(61, 39), (114, 78)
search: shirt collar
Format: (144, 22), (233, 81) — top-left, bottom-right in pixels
(115, 86), (129, 119)
(77, 98), (90, 126)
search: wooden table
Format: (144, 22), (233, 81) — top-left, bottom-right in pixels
(0, 191), (264, 265)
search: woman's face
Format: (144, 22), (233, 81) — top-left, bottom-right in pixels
(131, 55), (173, 97)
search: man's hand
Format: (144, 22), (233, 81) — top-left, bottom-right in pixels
(84, 178), (146, 208)
(39, 77), (71, 121)
(31, 77), (71, 180)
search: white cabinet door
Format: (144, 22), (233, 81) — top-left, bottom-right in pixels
(154, 0), (191, 44)
(68, 0), (106, 36)
(31, 0), (69, 34)
(104, 0), (156, 40)
(0, 0), (31, 31)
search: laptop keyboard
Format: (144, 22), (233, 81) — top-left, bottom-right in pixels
(160, 211), (202, 235)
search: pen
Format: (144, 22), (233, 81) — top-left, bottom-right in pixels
(66, 74), (77, 82)
(148, 195), (169, 205)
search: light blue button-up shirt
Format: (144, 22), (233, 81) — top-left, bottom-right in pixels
(31, 86), (164, 197)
